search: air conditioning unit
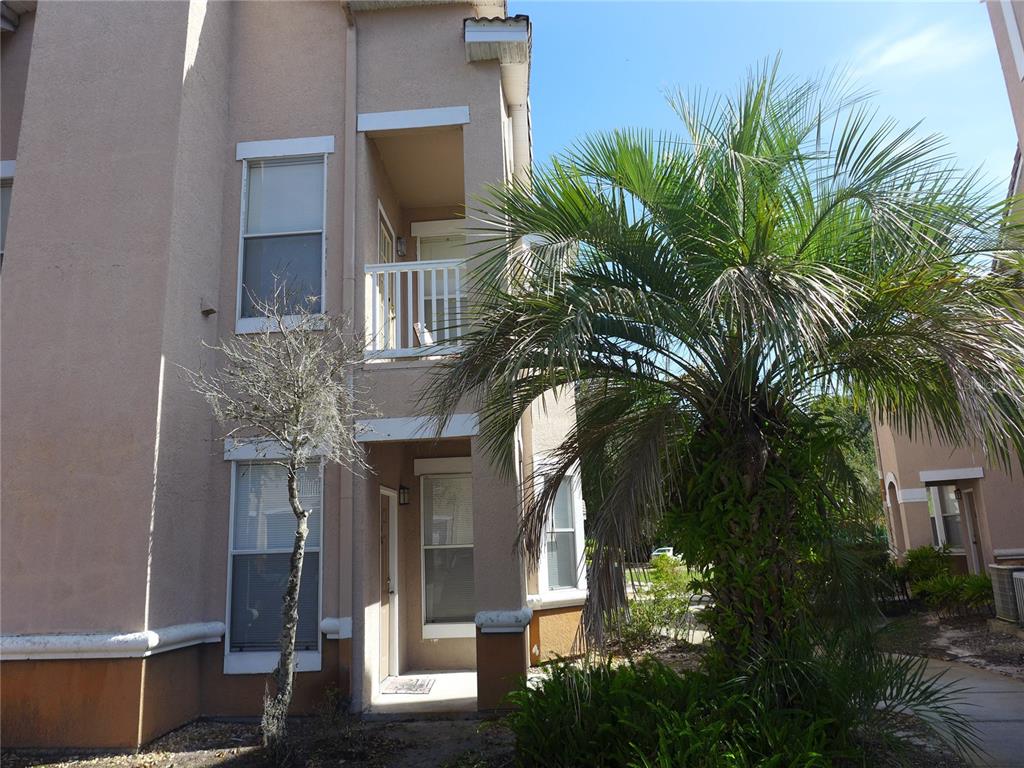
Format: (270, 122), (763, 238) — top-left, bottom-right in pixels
(990, 565), (1024, 622)
(1014, 572), (1024, 628)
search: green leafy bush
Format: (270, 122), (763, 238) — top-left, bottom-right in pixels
(904, 545), (952, 585)
(506, 649), (977, 768)
(916, 572), (993, 616)
(617, 556), (696, 652)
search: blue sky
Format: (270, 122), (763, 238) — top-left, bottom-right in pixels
(513, 1), (1016, 197)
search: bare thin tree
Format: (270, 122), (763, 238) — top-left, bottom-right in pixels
(182, 292), (369, 755)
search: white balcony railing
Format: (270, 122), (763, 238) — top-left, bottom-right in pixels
(365, 258), (466, 359)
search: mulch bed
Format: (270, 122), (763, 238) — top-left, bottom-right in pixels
(1, 716), (513, 768)
(879, 612), (1024, 681)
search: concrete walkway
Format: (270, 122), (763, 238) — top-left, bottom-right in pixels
(926, 659), (1024, 767)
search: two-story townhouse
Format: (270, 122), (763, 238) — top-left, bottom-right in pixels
(0, 0), (587, 749)
(873, 1), (1024, 595)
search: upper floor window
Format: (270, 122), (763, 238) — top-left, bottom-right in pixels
(235, 135), (334, 333)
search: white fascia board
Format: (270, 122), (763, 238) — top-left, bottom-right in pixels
(319, 616), (353, 640)
(413, 457), (472, 475)
(236, 135), (335, 161)
(475, 607), (532, 634)
(464, 20), (529, 44)
(355, 414), (479, 442)
(897, 487), (929, 504)
(0, 160), (15, 178)
(918, 467), (985, 484)
(357, 106), (470, 133)
(0, 622), (225, 661)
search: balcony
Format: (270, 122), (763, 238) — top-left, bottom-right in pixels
(365, 258), (466, 360)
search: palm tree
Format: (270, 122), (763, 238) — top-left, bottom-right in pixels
(424, 62), (1024, 666)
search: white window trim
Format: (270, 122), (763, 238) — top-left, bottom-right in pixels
(224, 461), (324, 674)
(927, 485), (965, 554)
(235, 139), (332, 335)
(536, 464), (588, 595)
(420, 473), (476, 639)
(378, 200), (396, 263)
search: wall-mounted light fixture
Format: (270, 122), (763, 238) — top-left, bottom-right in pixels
(396, 236), (407, 258)
(399, 484), (410, 506)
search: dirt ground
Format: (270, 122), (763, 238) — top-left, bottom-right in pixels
(878, 612), (1024, 682)
(0, 717), (515, 768)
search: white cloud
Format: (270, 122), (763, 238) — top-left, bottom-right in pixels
(853, 23), (988, 80)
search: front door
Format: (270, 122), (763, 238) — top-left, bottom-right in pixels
(379, 488), (399, 681)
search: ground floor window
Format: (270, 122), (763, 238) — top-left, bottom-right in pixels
(421, 474), (474, 624)
(927, 484), (963, 550)
(229, 462), (322, 652)
(540, 472), (587, 593)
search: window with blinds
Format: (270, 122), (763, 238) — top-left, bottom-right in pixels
(545, 478), (579, 590)
(229, 463), (322, 652)
(422, 475), (474, 624)
(240, 156), (325, 318)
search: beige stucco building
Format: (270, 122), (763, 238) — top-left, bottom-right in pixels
(0, 0), (587, 748)
(873, 2), (1024, 580)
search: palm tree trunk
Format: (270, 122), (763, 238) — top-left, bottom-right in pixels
(261, 460), (309, 756)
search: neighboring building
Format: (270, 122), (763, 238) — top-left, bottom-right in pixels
(0, 1), (587, 749)
(873, 1), (1024, 576)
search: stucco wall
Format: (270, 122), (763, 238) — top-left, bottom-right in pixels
(1, 0), (193, 634)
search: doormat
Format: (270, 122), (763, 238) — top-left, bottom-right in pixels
(381, 676), (435, 695)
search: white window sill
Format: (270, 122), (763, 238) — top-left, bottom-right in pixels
(422, 622), (475, 640)
(235, 314), (325, 335)
(223, 650), (321, 675)
(528, 588), (587, 611)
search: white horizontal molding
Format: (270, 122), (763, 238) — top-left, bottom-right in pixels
(0, 160), (15, 178)
(414, 457), (472, 475)
(355, 414), (479, 442)
(527, 589), (587, 611)
(993, 548), (1024, 560)
(236, 135), (335, 161)
(422, 622), (475, 640)
(224, 650), (320, 675)
(357, 106), (470, 133)
(224, 438), (327, 461)
(897, 487), (929, 504)
(475, 607), (532, 634)
(919, 467), (985, 483)
(410, 219), (466, 238)
(320, 616), (352, 640)
(0, 621), (224, 661)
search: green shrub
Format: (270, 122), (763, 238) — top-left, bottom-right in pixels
(916, 572), (993, 616)
(904, 545), (952, 585)
(617, 557), (696, 652)
(506, 649), (977, 767)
